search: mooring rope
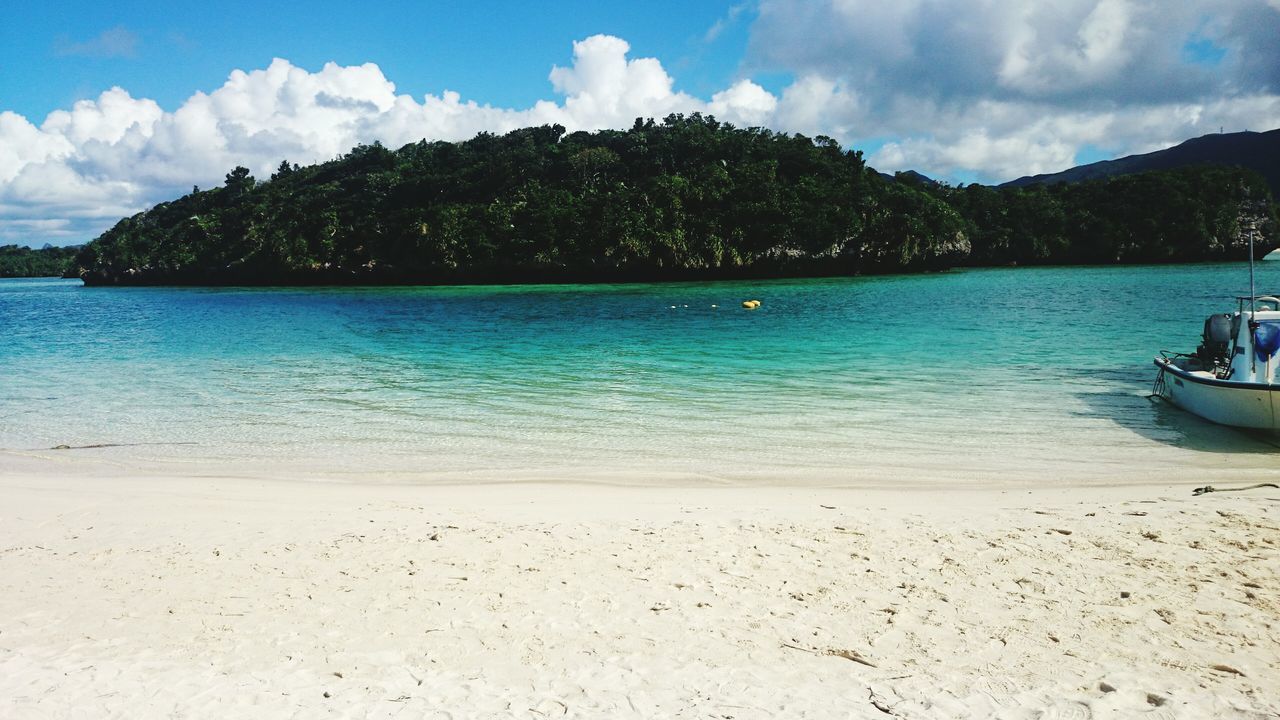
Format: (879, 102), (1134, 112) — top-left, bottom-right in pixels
(1192, 483), (1280, 496)
(1151, 365), (1168, 398)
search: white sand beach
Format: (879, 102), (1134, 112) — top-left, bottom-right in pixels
(1, 458), (1277, 719)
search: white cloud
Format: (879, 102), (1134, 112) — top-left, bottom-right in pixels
(708, 80), (778, 128)
(0, 219), (75, 237)
(772, 76), (861, 138)
(749, 0), (1280, 180)
(997, 0), (1139, 95)
(40, 88), (161, 148)
(4, 11), (1280, 246)
(0, 112), (72, 184)
(54, 26), (140, 59)
(868, 94), (1280, 180)
(0, 34), (804, 245)
(704, 3), (752, 44)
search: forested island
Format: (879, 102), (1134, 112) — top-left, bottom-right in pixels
(69, 114), (1279, 286)
(0, 245), (81, 278)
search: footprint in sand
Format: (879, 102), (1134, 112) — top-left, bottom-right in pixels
(972, 676), (1019, 701)
(1042, 700), (1092, 719)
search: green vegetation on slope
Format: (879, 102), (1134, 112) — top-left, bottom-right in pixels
(938, 168), (1276, 265)
(72, 114), (1279, 286)
(1003, 128), (1280, 197)
(0, 245), (80, 278)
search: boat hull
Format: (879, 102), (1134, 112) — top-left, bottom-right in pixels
(1154, 357), (1280, 430)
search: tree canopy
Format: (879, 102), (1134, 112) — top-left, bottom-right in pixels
(0, 245), (81, 278)
(70, 114), (1278, 286)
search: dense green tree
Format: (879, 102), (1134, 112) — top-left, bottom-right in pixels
(70, 116), (1279, 286)
(0, 245), (81, 277)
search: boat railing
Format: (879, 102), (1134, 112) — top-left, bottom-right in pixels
(1157, 348), (1235, 380)
(1235, 296), (1280, 313)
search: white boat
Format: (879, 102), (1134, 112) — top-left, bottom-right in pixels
(1153, 224), (1280, 431)
(1154, 296), (1280, 431)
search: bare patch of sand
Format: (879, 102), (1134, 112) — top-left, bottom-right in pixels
(0, 475), (1277, 718)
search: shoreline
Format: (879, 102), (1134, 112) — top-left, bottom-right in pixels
(2, 469), (1277, 718)
(6, 442), (1280, 491)
(6, 256), (1275, 288)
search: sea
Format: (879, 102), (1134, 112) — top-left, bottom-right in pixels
(5, 264), (1280, 486)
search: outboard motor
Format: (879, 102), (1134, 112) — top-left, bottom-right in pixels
(1196, 313), (1234, 367)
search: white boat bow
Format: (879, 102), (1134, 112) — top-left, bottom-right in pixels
(1154, 296), (1280, 431)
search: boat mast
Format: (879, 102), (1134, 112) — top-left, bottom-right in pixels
(1250, 220), (1257, 317)
(1248, 220), (1258, 377)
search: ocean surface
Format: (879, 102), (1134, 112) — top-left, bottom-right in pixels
(5, 265), (1280, 486)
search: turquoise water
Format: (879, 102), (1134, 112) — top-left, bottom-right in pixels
(4, 266), (1280, 485)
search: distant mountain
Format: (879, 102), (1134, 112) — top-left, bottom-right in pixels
(1002, 128), (1280, 196)
(884, 169), (940, 186)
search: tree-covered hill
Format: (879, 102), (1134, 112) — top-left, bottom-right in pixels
(71, 115), (1278, 286)
(1003, 128), (1280, 198)
(1, 245), (80, 278)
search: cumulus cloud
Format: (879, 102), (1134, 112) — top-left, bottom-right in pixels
(748, 0), (1280, 179)
(709, 80), (779, 128)
(5, 10), (1280, 246)
(866, 93), (1280, 180)
(0, 34), (786, 245)
(771, 76), (860, 138)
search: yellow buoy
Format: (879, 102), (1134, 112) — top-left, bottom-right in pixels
(742, 299), (761, 309)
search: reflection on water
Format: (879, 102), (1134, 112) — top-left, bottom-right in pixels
(3, 265), (1280, 486)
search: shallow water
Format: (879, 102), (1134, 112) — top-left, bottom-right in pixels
(4, 265), (1280, 485)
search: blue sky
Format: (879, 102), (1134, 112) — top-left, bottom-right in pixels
(2, 0), (1278, 246)
(2, 1), (757, 122)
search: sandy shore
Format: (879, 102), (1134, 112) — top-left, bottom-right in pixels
(1, 470), (1277, 719)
